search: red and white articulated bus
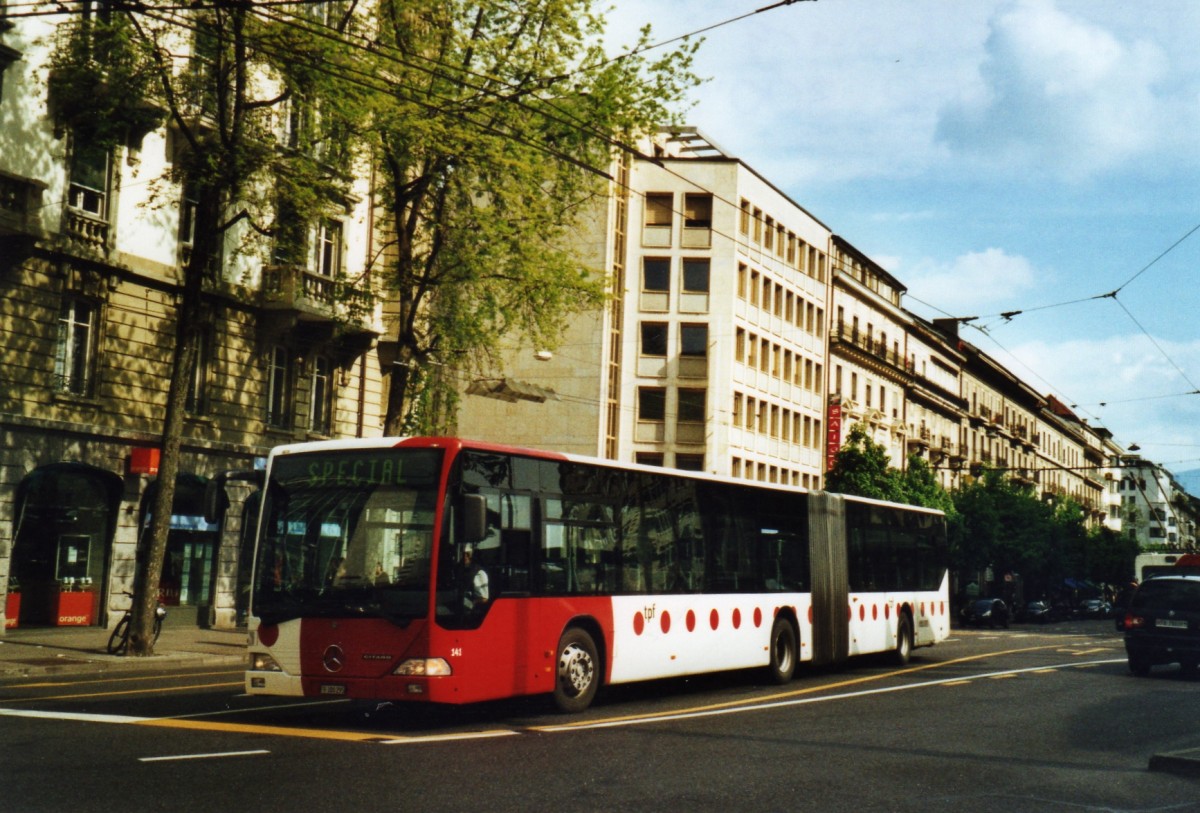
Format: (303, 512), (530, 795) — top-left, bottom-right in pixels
(232, 436), (950, 712)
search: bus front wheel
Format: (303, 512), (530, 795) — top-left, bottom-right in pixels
(767, 617), (798, 684)
(553, 628), (599, 713)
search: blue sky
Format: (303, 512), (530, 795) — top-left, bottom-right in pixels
(607, 0), (1200, 477)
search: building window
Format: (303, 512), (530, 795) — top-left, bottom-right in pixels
(179, 186), (198, 257)
(675, 454), (704, 472)
(638, 387), (666, 422)
(645, 193), (672, 227)
(643, 193), (673, 247)
(640, 322), (668, 357)
(682, 258), (710, 293)
(683, 194), (711, 229)
(266, 346), (292, 429)
(55, 297), (98, 395)
(682, 194), (712, 247)
(315, 219), (342, 277)
(310, 355), (333, 434)
(678, 388), (706, 423)
(636, 452), (664, 467)
(68, 140), (110, 217)
(185, 330), (210, 414)
(680, 324), (707, 358)
(642, 257), (670, 292)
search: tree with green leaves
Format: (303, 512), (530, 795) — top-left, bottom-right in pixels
(48, 1), (370, 653)
(899, 453), (955, 513)
(368, 0), (700, 433)
(825, 424), (906, 502)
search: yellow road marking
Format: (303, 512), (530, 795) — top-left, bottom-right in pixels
(136, 718), (394, 743)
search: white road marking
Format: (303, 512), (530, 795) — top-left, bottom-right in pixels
(0, 708), (148, 724)
(139, 750), (270, 763)
(534, 658), (1128, 732)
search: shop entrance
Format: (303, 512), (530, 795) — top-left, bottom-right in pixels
(140, 474), (220, 626)
(9, 463), (121, 628)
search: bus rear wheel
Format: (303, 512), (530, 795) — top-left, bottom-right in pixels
(767, 617), (798, 684)
(894, 613), (913, 666)
(553, 628), (599, 713)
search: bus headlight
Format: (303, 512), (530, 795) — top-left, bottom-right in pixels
(394, 658), (451, 677)
(250, 653), (283, 672)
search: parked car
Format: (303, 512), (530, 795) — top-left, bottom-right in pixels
(1080, 598), (1113, 619)
(962, 598), (1010, 629)
(1124, 574), (1200, 676)
(1021, 600), (1063, 624)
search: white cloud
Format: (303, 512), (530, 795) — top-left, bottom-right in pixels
(993, 333), (1200, 467)
(936, 0), (1182, 179)
(902, 248), (1038, 315)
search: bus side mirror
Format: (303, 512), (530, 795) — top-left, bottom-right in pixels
(204, 469), (265, 524)
(203, 479), (228, 525)
(462, 494), (488, 544)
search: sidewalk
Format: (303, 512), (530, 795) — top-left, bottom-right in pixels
(0, 622), (247, 677)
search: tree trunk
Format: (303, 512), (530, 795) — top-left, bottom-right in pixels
(127, 190), (216, 655)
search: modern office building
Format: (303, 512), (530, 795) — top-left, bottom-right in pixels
(456, 128), (832, 488)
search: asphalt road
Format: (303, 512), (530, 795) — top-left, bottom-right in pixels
(2, 622), (1198, 813)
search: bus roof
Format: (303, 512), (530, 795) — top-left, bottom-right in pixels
(267, 435), (946, 518)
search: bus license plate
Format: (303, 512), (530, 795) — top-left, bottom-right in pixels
(320, 684), (346, 695)
(1156, 619), (1188, 629)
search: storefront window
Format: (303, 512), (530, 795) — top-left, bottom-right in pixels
(10, 463), (120, 627)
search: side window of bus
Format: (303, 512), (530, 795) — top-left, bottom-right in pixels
(756, 490), (809, 592)
(845, 504), (874, 592)
(697, 483), (761, 593)
(619, 473), (703, 594)
(543, 497), (618, 595)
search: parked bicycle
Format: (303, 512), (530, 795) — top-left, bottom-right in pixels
(106, 592), (166, 655)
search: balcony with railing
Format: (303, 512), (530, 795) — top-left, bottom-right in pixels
(907, 426), (931, 450)
(830, 320), (913, 375)
(261, 264), (381, 336)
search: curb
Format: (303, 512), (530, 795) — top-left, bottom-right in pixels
(0, 639), (245, 678)
(0, 652), (245, 678)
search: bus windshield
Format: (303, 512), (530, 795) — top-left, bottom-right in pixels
(252, 448), (444, 626)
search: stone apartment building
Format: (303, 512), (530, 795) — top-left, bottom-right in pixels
(0, 10), (385, 632)
(1118, 456), (1199, 550)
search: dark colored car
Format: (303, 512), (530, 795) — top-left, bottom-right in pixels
(1080, 598), (1113, 619)
(1022, 600), (1062, 624)
(1123, 575), (1200, 676)
(962, 598), (1009, 629)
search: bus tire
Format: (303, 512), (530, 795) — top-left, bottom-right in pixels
(767, 617), (798, 684)
(553, 627), (599, 713)
(894, 613), (913, 666)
